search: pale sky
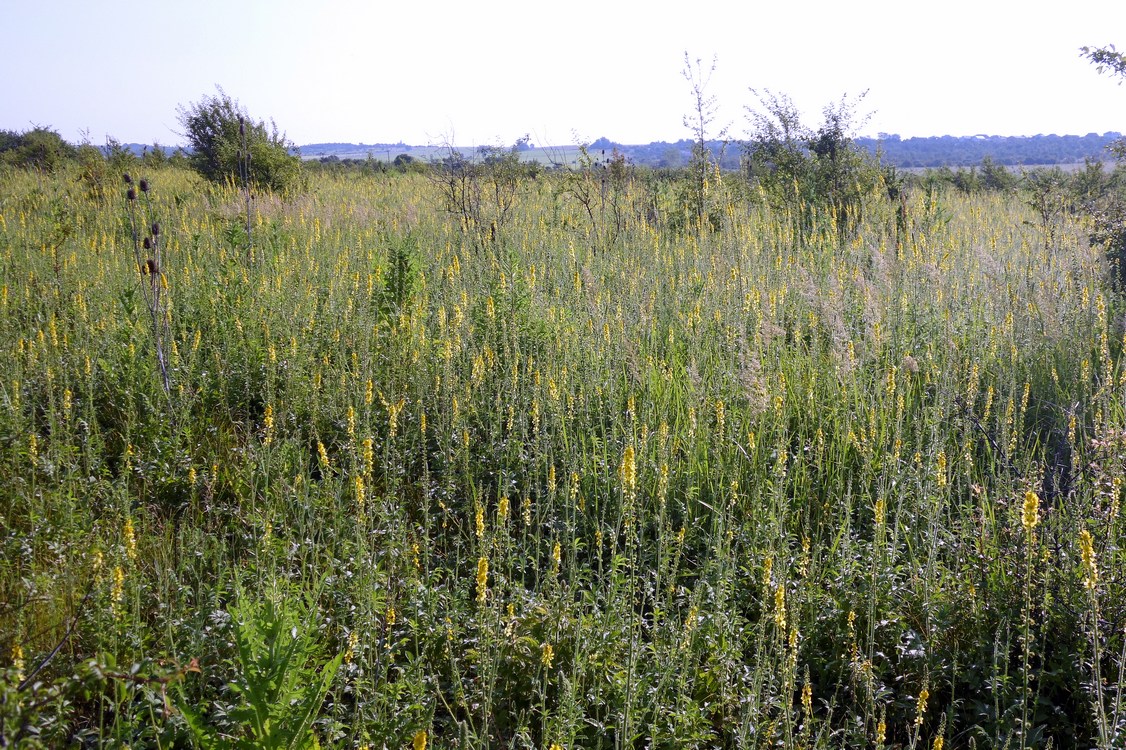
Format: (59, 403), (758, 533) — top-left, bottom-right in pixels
(2, 0), (1125, 148)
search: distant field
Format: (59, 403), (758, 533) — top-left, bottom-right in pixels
(301, 143), (589, 167)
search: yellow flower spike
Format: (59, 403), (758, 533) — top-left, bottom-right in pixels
(12, 643), (25, 685)
(476, 556), (489, 604)
(111, 565), (125, 616)
(344, 631), (358, 664)
(1021, 490), (1039, 535)
(801, 673), (812, 718)
(361, 438), (374, 475)
(541, 642), (554, 668)
(263, 404), (274, 446)
(123, 517), (137, 561)
(619, 445), (637, 502)
(412, 730), (428, 750)
(915, 686), (929, 726)
(1079, 529), (1098, 590)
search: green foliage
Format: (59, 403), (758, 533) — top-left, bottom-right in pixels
(178, 591), (342, 749)
(681, 52), (727, 233)
(392, 153), (427, 174)
(1082, 44), (1126, 82)
(142, 143), (169, 169)
(379, 232), (419, 318)
(743, 90), (883, 242)
(0, 126), (76, 171)
(177, 87), (301, 193)
(1082, 42), (1126, 287)
(428, 143), (531, 247)
(554, 145), (641, 249)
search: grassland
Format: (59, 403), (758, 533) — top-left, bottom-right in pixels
(1, 163), (1124, 748)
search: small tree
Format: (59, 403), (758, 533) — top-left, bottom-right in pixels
(429, 142), (529, 249)
(681, 52), (728, 232)
(1081, 44), (1126, 286)
(176, 87), (300, 193)
(743, 90), (881, 244)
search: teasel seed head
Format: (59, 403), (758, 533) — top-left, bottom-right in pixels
(139, 178), (150, 193)
(151, 222), (160, 237)
(127, 188), (137, 201)
(123, 173), (133, 184)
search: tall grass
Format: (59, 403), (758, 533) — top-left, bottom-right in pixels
(1, 162), (1123, 748)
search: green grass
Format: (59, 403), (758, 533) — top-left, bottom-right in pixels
(1, 162), (1124, 748)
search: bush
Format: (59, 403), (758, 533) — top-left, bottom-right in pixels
(743, 91), (883, 243)
(0, 126), (76, 171)
(177, 87), (301, 193)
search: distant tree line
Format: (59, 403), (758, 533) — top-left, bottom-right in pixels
(858, 132), (1124, 168)
(580, 132), (1124, 171)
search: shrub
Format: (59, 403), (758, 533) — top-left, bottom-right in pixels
(743, 90), (883, 243)
(176, 87), (301, 193)
(0, 126), (76, 171)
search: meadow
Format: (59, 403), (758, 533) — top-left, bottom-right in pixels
(1, 160), (1124, 749)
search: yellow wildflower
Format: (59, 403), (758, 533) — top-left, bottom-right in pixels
(773, 586), (786, 630)
(1022, 490), (1039, 534)
(361, 437), (374, 474)
(263, 404), (274, 445)
(111, 565), (125, 616)
(915, 686), (929, 726)
(620, 445), (636, 501)
(476, 556), (489, 604)
(12, 644), (24, 684)
(344, 631), (358, 664)
(123, 517), (137, 561)
(541, 642), (554, 668)
(1079, 529), (1098, 590)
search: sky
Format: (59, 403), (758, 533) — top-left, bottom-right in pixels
(2, 0), (1125, 149)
